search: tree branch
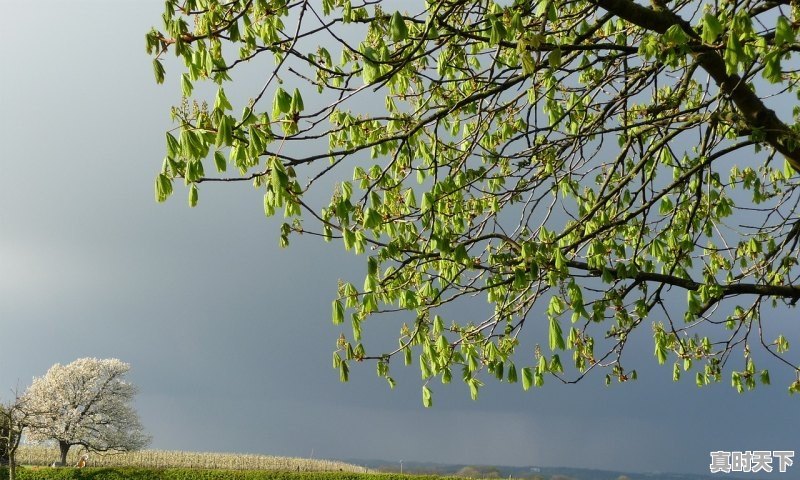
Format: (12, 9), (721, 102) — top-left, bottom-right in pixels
(568, 259), (800, 299)
(592, 0), (800, 171)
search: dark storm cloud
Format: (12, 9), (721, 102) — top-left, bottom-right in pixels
(0, 1), (797, 477)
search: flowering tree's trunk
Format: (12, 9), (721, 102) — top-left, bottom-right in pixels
(59, 441), (71, 466)
(9, 452), (17, 480)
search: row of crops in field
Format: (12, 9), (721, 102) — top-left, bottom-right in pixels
(14, 446), (368, 472)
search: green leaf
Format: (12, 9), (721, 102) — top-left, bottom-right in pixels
(537, 355), (548, 374)
(155, 173), (173, 202)
(165, 133), (180, 158)
(762, 51), (783, 83)
(468, 378), (482, 400)
(549, 354), (563, 373)
(362, 208), (382, 229)
(214, 151), (227, 172)
(215, 116), (232, 147)
(548, 316), (565, 350)
(548, 48), (562, 69)
(663, 24), (689, 45)
(422, 385), (432, 407)
(507, 363), (518, 383)
(534, 371), (544, 387)
(291, 88), (304, 112)
(391, 11), (408, 42)
(654, 336), (668, 365)
(659, 197), (673, 215)
(181, 73), (193, 96)
(332, 299), (344, 325)
(273, 88), (292, 117)
(775, 16), (793, 46)
(522, 367), (533, 391)
(441, 367), (452, 384)
(520, 50), (536, 75)
(687, 290), (700, 314)
(360, 45), (380, 84)
(332, 352), (341, 368)
(215, 88), (233, 111)
(420, 354), (432, 379)
(152, 59), (166, 84)
(702, 13), (724, 44)
(490, 19), (506, 45)
(724, 33), (743, 74)
(188, 183), (198, 207)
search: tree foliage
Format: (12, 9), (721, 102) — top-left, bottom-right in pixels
(147, 0), (800, 401)
(1, 393), (33, 480)
(0, 407), (9, 467)
(23, 358), (149, 465)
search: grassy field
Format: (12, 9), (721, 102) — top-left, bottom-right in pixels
(0, 468), (442, 480)
(14, 447), (368, 472)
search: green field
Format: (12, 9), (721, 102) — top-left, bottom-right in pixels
(1, 468), (439, 480)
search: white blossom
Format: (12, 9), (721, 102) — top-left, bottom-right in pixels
(23, 358), (150, 464)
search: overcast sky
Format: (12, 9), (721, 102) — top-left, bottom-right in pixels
(1, 0), (798, 477)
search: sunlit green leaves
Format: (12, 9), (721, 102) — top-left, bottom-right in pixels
(165, 132), (180, 158)
(150, 0), (800, 403)
(422, 384), (432, 407)
(701, 13), (723, 44)
(362, 208), (382, 230)
(662, 24), (689, 46)
(332, 300), (344, 325)
(272, 88), (292, 118)
(291, 88), (304, 113)
(188, 183), (199, 207)
(775, 335), (790, 353)
(467, 377), (482, 400)
(775, 16), (794, 46)
(155, 173), (173, 202)
(390, 12), (408, 42)
(214, 88), (233, 112)
(521, 367), (533, 391)
(181, 73), (193, 96)
(152, 59), (166, 84)
(654, 331), (668, 365)
(215, 115), (233, 147)
(762, 51), (783, 83)
(548, 315), (565, 351)
(360, 44), (381, 84)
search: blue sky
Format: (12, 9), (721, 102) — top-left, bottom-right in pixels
(0, 0), (798, 477)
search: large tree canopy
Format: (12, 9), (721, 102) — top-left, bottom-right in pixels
(24, 358), (150, 465)
(147, 0), (800, 402)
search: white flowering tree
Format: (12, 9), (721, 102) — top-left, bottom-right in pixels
(23, 358), (150, 466)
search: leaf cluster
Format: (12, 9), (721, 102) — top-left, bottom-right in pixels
(148, 0), (800, 401)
